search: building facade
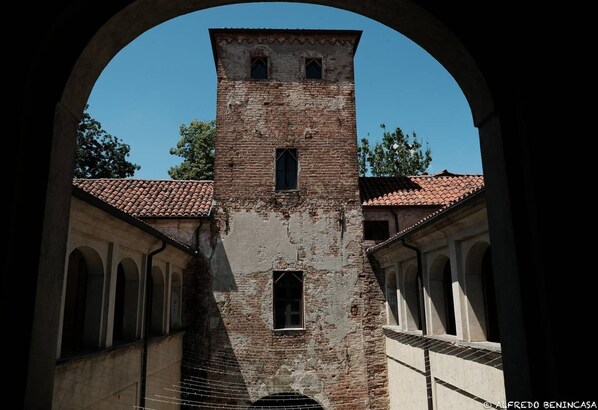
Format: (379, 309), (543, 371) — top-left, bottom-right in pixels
(200, 28), (375, 409)
(367, 189), (505, 409)
(53, 185), (203, 409)
(52, 29), (506, 409)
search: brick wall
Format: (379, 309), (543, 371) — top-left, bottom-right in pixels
(212, 30), (361, 204)
(179, 30), (388, 409)
(213, 77), (360, 204)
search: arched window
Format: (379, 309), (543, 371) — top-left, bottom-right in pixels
(170, 272), (182, 330)
(403, 265), (421, 331)
(482, 247), (500, 342)
(112, 258), (139, 343)
(465, 243), (500, 342)
(429, 256), (456, 336)
(386, 269), (399, 325)
(61, 247), (104, 356)
(149, 266), (165, 336)
(249, 392), (324, 409)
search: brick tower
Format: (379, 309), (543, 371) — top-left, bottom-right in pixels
(200, 29), (380, 409)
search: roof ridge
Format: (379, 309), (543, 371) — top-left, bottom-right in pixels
(410, 173), (484, 178)
(74, 178), (214, 183)
(359, 173), (485, 207)
(359, 174), (483, 179)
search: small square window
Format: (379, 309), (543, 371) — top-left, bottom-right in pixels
(251, 56), (268, 79)
(364, 220), (390, 241)
(273, 271), (303, 329)
(276, 149), (298, 191)
(305, 58), (322, 79)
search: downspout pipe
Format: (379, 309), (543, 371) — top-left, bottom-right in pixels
(140, 241), (166, 408)
(388, 207), (400, 234)
(401, 238), (433, 410)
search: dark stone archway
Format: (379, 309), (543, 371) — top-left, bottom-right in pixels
(250, 392), (324, 409)
(8, 0), (579, 407)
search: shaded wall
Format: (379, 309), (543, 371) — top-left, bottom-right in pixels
(53, 332), (184, 409)
(196, 30), (384, 408)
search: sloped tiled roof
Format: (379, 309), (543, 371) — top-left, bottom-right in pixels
(359, 171), (484, 207)
(367, 186), (486, 254)
(72, 185), (196, 255)
(73, 179), (213, 218)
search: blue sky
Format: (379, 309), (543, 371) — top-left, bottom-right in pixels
(87, 2), (482, 179)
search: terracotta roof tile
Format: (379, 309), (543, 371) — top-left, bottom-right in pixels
(359, 171), (484, 207)
(73, 179), (213, 218)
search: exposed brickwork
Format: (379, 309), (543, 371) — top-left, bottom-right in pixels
(183, 29), (386, 409)
(213, 78), (360, 203)
(362, 245), (390, 409)
(211, 29), (361, 206)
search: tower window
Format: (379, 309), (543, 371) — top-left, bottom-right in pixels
(364, 220), (390, 241)
(273, 271), (303, 329)
(276, 149), (298, 191)
(305, 58), (322, 79)
(251, 57), (268, 79)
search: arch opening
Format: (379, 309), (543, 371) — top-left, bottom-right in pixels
(465, 242), (500, 342)
(112, 258), (140, 343)
(403, 264), (421, 331)
(482, 247), (499, 342)
(249, 392), (324, 409)
(60, 247), (104, 356)
(429, 255), (456, 336)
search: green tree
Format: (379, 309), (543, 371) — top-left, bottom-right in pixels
(74, 105), (140, 178)
(168, 120), (216, 180)
(357, 137), (370, 176)
(358, 124), (432, 176)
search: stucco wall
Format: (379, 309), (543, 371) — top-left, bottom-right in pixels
(53, 332), (184, 409)
(374, 197), (505, 409)
(200, 205), (372, 408)
(385, 328), (504, 410)
(387, 356), (428, 410)
(142, 218), (204, 247)
(63, 197), (193, 352)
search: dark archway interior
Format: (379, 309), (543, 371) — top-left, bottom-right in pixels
(7, 0), (589, 406)
(250, 392), (324, 409)
(112, 265), (126, 342)
(61, 249), (88, 355)
(481, 247), (499, 343)
(442, 260), (456, 336)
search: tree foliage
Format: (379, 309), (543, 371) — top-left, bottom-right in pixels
(357, 124), (432, 177)
(168, 120), (216, 180)
(74, 106), (140, 178)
